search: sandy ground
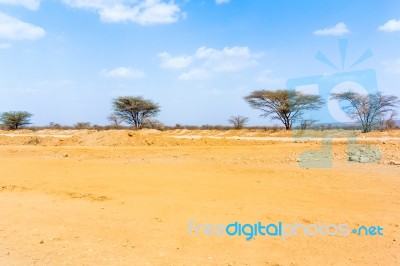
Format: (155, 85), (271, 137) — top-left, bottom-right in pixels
(0, 129), (399, 265)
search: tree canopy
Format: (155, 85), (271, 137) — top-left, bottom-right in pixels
(244, 89), (324, 130)
(330, 91), (399, 133)
(228, 115), (249, 129)
(112, 96), (160, 129)
(0, 111), (33, 130)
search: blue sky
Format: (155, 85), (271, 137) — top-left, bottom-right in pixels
(0, 0), (399, 126)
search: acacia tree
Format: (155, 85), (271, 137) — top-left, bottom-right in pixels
(244, 89), (324, 130)
(142, 118), (164, 129)
(330, 91), (399, 133)
(112, 96), (160, 129)
(0, 111), (33, 130)
(383, 111), (398, 130)
(228, 115), (249, 129)
(107, 114), (123, 127)
(300, 118), (318, 130)
(74, 122), (91, 129)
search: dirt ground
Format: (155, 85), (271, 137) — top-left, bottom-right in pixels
(0, 129), (399, 265)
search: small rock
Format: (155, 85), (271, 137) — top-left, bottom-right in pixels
(359, 157), (370, 163)
(349, 156), (358, 162)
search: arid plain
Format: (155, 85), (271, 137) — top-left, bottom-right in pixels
(0, 129), (399, 265)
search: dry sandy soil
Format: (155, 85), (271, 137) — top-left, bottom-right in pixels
(0, 129), (399, 265)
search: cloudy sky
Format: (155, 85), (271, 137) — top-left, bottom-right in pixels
(0, 0), (399, 126)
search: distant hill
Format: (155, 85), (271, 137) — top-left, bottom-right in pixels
(296, 120), (400, 130)
(315, 120), (400, 128)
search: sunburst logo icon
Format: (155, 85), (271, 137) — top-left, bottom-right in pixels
(286, 39), (380, 168)
(316, 39), (373, 70)
(287, 39), (378, 126)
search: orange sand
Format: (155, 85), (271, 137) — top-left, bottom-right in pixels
(0, 129), (399, 265)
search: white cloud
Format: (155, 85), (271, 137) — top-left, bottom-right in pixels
(158, 52), (192, 69)
(160, 46), (261, 80)
(103, 67), (146, 79)
(196, 46), (260, 71)
(179, 68), (210, 80)
(379, 19), (400, 32)
(0, 0), (40, 10)
(0, 42), (11, 49)
(313, 22), (350, 36)
(0, 12), (45, 40)
(383, 59), (400, 74)
(256, 69), (284, 86)
(63, 0), (183, 25)
(215, 0), (230, 4)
